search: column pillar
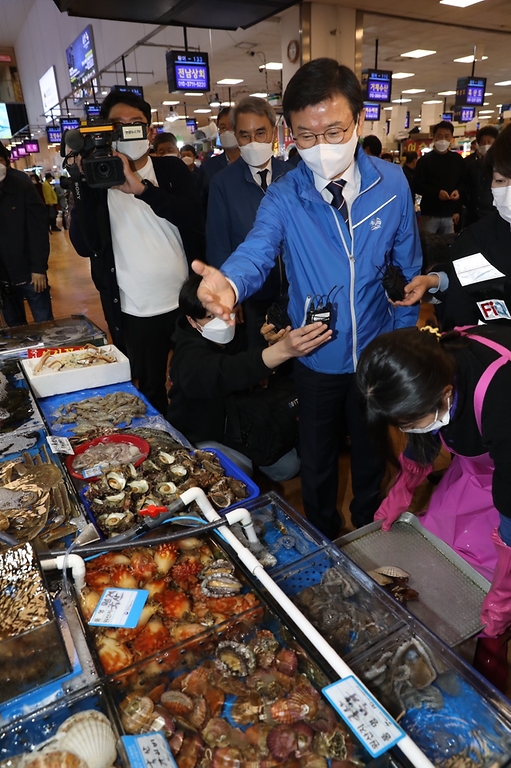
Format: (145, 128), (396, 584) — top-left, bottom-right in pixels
(388, 103), (408, 144)
(421, 102), (443, 135)
(281, 3), (364, 92)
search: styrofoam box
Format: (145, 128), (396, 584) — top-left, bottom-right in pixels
(21, 345), (131, 398)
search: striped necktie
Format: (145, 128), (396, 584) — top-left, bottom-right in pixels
(326, 179), (349, 229)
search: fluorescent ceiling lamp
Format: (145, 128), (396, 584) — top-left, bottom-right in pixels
(101, 89), (108, 95)
(383, 106), (393, 111)
(479, 109), (494, 113)
(163, 100), (180, 105)
(401, 49), (436, 58)
(483, 102), (490, 105)
(185, 92), (203, 96)
(125, 77), (132, 82)
(495, 80), (511, 86)
(440, 0), (484, 6)
(497, 103), (503, 107)
(150, 108), (158, 112)
(438, 90), (456, 95)
(414, 118), (422, 122)
(392, 72), (415, 79)
(486, 92), (493, 95)
(221, 101), (235, 107)
(217, 78), (244, 85)
(250, 92), (268, 97)
(194, 108), (212, 113)
(423, 99), (443, 104)
(454, 54), (488, 63)
(392, 98), (412, 103)
(260, 62), (283, 70)
(402, 89), (425, 94)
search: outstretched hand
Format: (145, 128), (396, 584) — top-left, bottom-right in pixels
(192, 260), (236, 322)
(392, 274), (440, 307)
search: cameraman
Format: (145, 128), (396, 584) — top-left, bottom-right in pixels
(69, 91), (205, 414)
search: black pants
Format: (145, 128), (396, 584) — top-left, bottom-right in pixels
(122, 309), (180, 416)
(294, 360), (385, 538)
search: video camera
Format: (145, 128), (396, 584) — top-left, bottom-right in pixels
(60, 121), (147, 189)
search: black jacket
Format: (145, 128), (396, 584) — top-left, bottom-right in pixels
(462, 152), (495, 225)
(167, 315), (271, 444)
(436, 212), (511, 328)
(0, 168), (49, 284)
(415, 150), (465, 217)
(69, 155), (205, 341)
(437, 326), (511, 518)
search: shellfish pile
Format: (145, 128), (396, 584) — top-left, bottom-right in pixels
(85, 448), (249, 538)
(115, 628), (365, 768)
(10, 710), (117, 768)
(81, 540), (259, 675)
(291, 567), (391, 658)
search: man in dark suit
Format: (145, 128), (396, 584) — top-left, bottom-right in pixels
(197, 106), (240, 211)
(69, 91), (204, 414)
(206, 97), (289, 346)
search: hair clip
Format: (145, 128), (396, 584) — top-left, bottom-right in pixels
(420, 325), (442, 339)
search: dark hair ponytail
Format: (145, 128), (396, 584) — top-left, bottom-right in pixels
(356, 327), (461, 466)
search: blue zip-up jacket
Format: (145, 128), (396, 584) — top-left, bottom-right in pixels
(221, 149), (422, 375)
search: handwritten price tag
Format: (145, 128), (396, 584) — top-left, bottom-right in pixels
(47, 436), (74, 455)
(120, 734), (177, 768)
(89, 588), (149, 628)
(322, 676), (405, 758)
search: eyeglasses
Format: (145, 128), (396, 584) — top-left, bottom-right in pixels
(294, 120), (355, 150)
(236, 128), (271, 145)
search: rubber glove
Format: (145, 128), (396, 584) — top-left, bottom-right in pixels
(480, 528), (511, 638)
(374, 454), (433, 531)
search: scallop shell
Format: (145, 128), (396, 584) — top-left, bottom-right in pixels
(161, 690), (194, 716)
(56, 711), (117, 768)
(147, 706), (176, 736)
(23, 752), (87, 768)
(274, 648), (298, 677)
(375, 565), (410, 579)
(230, 692), (263, 725)
(367, 569), (393, 586)
(106, 472), (126, 491)
(215, 641), (257, 677)
(266, 725), (297, 761)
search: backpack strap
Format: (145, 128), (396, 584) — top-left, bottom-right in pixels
(456, 329), (511, 433)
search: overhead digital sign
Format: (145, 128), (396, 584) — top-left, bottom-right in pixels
(166, 51), (210, 93)
(186, 118), (198, 132)
(442, 112), (454, 122)
(46, 126), (62, 144)
(111, 84), (144, 99)
(10, 148), (18, 161)
(24, 140), (40, 153)
(454, 106), (476, 123)
(66, 25), (96, 92)
(405, 111), (410, 130)
(362, 69), (392, 103)
(16, 144), (27, 157)
(85, 103), (101, 118)
(455, 77), (486, 107)
(364, 103), (381, 121)
(60, 117), (80, 132)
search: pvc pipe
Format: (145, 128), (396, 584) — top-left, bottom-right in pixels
(224, 507), (259, 543)
(180, 487), (434, 768)
(41, 554), (86, 592)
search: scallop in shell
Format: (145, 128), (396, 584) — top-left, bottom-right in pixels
(23, 752), (87, 768)
(375, 565), (410, 580)
(160, 690), (194, 716)
(56, 710), (117, 768)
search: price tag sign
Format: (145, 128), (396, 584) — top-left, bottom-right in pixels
(322, 676), (405, 758)
(121, 734), (177, 768)
(89, 588), (149, 628)
(47, 436), (75, 455)
(82, 465), (103, 478)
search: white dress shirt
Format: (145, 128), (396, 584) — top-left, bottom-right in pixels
(314, 158), (361, 215)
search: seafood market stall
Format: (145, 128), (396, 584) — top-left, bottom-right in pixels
(0, 322), (511, 768)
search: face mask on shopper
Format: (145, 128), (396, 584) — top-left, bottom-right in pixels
(0, 165), (7, 182)
(492, 185), (511, 224)
(198, 316), (235, 344)
(434, 139), (451, 153)
(112, 139), (149, 161)
(181, 156), (195, 166)
(240, 141), (273, 168)
(297, 128), (359, 180)
(478, 144), (492, 156)
(219, 130), (238, 150)
(400, 397), (452, 434)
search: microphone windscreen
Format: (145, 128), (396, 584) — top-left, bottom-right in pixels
(64, 129), (84, 152)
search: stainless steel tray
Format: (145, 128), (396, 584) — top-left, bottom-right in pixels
(335, 512), (490, 648)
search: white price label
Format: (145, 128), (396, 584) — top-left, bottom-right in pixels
(89, 588), (149, 628)
(121, 733), (177, 768)
(46, 436), (74, 455)
(82, 465), (103, 478)
(322, 676), (405, 758)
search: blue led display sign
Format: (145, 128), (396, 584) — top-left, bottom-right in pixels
(455, 77), (486, 107)
(166, 51), (210, 93)
(364, 103), (381, 121)
(362, 70), (392, 103)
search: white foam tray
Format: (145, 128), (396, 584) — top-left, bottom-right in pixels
(21, 345), (131, 398)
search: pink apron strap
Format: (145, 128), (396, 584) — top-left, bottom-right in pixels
(455, 329), (511, 434)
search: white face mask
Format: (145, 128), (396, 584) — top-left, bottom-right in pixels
(0, 165), (6, 182)
(198, 316), (235, 344)
(219, 130), (238, 150)
(400, 397), (452, 434)
(240, 141), (273, 168)
(297, 128), (359, 180)
(492, 185), (511, 224)
(181, 156), (195, 167)
(478, 143), (492, 156)
(434, 140), (451, 153)
(113, 138), (149, 161)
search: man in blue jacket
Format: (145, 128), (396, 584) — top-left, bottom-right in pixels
(207, 97), (289, 346)
(194, 58), (421, 538)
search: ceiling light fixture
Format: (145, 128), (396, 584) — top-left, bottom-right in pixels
(454, 54), (488, 63)
(184, 92), (203, 96)
(194, 108), (212, 113)
(250, 92), (268, 98)
(485, 92), (493, 96)
(479, 109), (494, 113)
(165, 109), (179, 122)
(383, 107), (393, 111)
(414, 118), (422, 122)
(392, 72), (415, 80)
(401, 49), (436, 58)
(438, 90), (456, 95)
(220, 101), (235, 107)
(209, 93), (221, 107)
(402, 89), (425, 94)
(150, 108), (158, 113)
(423, 99), (443, 104)
(495, 80), (511, 86)
(163, 100), (180, 106)
(125, 77), (132, 82)
(259, 62), (283, 70)
(392, 98), (412, 103)
(217, 78), (244, 85)
(101, 90), (108, 96)
(440, 0), (484, 6)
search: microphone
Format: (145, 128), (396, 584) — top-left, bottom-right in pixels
(63, 129), (85, 152)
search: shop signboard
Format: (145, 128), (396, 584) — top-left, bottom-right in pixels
(24, 139), (40, 153)
(111, 84), (144, 99)
(455, 76), (486, 107)
(442, 112), (454, 121)
(66, 25), (96, 92)
(10, 147), (18, 160)
(166, 51), (210, 93)
(16, 144), (26, 157)
(46, 126), (62, 144)
(362, 69), (392, 103)
(60, 117), (80, 132)
(364, 103), (380, 121)
(404, 111), (410, 130)
(454, 106), (476, 123)
(85, 103), (101, 118)
(186, 118), (198, 132)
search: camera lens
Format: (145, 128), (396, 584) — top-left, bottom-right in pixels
(96, 162), (114, 179)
